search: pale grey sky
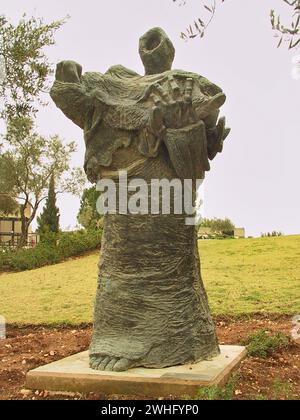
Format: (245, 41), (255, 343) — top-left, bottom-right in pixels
(1, 0), (299, 236)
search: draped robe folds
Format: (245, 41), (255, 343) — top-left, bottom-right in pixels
(50, 65), (221, 368)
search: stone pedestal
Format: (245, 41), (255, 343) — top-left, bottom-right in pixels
(26, 346), (246, 398)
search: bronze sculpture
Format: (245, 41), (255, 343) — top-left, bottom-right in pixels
(51, 27), (230, 372)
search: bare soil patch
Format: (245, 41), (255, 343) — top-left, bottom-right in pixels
(0, 316), (299, 400)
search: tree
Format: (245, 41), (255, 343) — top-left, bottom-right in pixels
(0, 14), (66, 122)
(173, 0), (300, 50)
(199, 217), (235, 233)
(0, 155), (18, 214)
(0, 195), (18, 215)
(78, 187), (103, 231)
(37, 174), (60, 237)
(0, 14), (82, 246)
(0, 194), (18, 215)
(1, 117), (85, 247)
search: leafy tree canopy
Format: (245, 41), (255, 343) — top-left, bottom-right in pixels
(199, 217), (235, 232)
(1, 117), (85, 246)
(0, 14), (66, 121)
(78, 187), (103, 231)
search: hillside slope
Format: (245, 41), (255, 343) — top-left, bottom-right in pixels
(0, 236), (299, 324)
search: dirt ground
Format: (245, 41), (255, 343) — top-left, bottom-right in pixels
(0, 315), (299, 400)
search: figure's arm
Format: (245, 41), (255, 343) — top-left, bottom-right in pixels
(50, 61), (92, 129)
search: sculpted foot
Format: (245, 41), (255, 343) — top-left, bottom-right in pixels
(89, 356), (134, 372)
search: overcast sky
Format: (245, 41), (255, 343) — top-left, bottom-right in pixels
(1, 0), (299, 236)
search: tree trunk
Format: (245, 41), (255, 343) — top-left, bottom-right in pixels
(18, 205), (29, 248)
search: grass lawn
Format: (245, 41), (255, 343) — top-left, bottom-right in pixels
(0, 236), (299, 325)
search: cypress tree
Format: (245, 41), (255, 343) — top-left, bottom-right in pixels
(37, 174), (60, 235)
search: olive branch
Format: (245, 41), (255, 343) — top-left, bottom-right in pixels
(173, 0), (300, 50)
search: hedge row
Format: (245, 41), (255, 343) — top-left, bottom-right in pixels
(0, 230), (102, 272)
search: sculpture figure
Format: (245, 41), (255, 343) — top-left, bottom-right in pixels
(51, 28), (230, 372)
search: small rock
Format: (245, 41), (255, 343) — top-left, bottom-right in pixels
(22, 360), (27, 365)
(235, 390), (242, 396)
(20, 389), (32, 396)
(49, 351), (55, 356)
(5, 344), (12, 349)
(47, 390), (78, 398)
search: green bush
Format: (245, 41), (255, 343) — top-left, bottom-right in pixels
(0, 230), (102, 272)
(199, 217), (235, 233)
(57, 230), (102, 259)
(183, 373), (239, 400)
(242, 329), (291, 358)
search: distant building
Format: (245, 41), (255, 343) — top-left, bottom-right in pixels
(0, 204), (38, 247)
(234, 228), (246, 239)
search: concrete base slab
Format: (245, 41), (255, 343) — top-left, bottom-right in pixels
(26, 345), (247, 397)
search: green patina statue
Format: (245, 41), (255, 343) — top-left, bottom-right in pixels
(50, 28), (230, 372)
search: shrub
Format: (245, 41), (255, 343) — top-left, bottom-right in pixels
(0, 229), (102, 272)
(57, 230), (102, 259)
(199, 218), (235, 233)
(2, 244), (61, 271)
(242, 330), (291, 358)
(183, 373), (239, 400)
(272, 379), (295, 400)
(261, 232), (283, 238)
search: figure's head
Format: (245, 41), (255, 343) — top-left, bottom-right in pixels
(139, 28), (175, 76)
